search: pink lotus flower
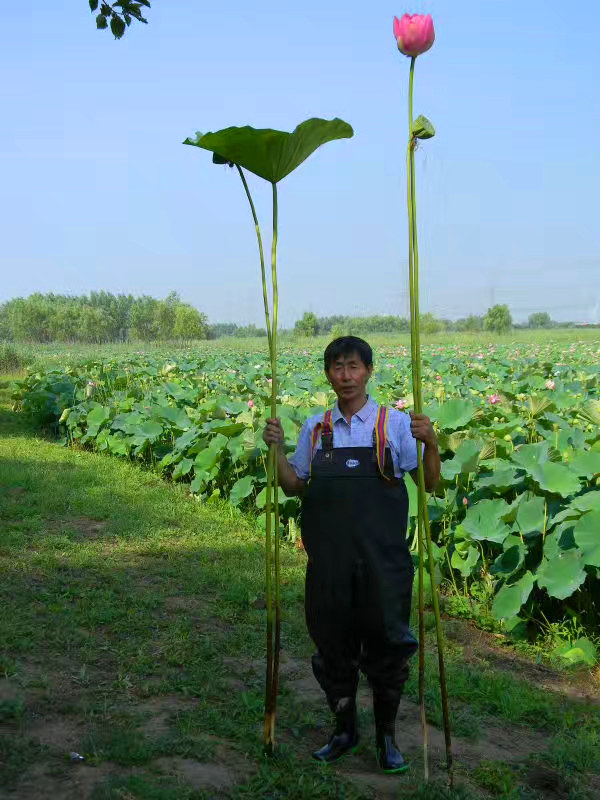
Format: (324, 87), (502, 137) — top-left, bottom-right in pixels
(462, 497), (469, 507)
(545, 379), (556, 390)
(435, 375), (442, 382)
(488, 394), (500, 405)
(248, 399), (254, 408)
(393, 14), (435, 58)
(395, 398), (408, 410)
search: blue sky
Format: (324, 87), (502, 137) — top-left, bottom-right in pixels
(1, 0), (599, 324)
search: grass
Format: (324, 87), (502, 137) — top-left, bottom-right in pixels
(1, 371), (599, 799)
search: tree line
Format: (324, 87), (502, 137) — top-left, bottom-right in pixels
(0, 293), (576, 344)
(0, 292), (210, 343)
(294, 307), (572, 336)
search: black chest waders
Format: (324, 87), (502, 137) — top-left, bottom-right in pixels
(301, 407), (418, 766)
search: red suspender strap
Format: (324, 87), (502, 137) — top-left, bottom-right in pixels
(310, 409), (333, 473)
(374, 405), (392, 481)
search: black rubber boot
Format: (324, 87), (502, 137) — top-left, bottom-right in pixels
(312, 697), (358, 764)
(373, 690), (408, 774)
(375, 723), (408, 774)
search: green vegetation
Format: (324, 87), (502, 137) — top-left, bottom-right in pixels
(90, 0), (151, 40)
(10, 334), (600, 651)
(484, 305), (513, 334)
(0, 291), (209, 344)
(1, 372), (599, 798)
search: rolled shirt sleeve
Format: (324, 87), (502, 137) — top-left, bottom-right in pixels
(389, 409), (423, 475)
(288, 419), (313, 481)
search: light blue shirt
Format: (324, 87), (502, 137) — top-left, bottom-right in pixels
(289, 396), (420, 481)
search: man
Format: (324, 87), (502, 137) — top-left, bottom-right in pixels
(263, 336), (440, 773)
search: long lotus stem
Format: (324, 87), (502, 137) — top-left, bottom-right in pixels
(406, 54), (454, 785)
(232, 165), (280, 755)
(235, 165), (272, 352)
(269, 181), (281, 748)
(264, 444), (275, 754)
(406, 56), (428, 782)
(234, 165), (276, 753)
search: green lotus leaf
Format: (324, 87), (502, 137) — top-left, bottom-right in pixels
(87, 405), (110, 427)
(490, 543), (526, 577)
(515, 494), (546, 536)
(543, 523), (577, 560)
(441, 438), (480, 480)
(572, 511), (600, 567)
(511, 441), (549, 473)
(255, 486), (289, 510)
(492, 571), (534, 621)
(229, 474), (255, 506)
(451, 544), (479, 577)
(553, 637), (597, 667)
(135, 421), (164, 440)
(413, 114), (435, 140)
(183, 117), (354, 183)
(536, 550), (587, 600)
(462, 498), (512, 544)
(475, 462), (522, 492)
(533, 462), (581, 498)
(427, 398), (475, 431)
(569, 450), (600, 478)
(572, 492), (600, 514)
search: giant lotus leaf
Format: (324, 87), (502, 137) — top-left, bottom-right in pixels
(183, 118), (354, 183)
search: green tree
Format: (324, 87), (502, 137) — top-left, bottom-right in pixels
(330, 323), (347, 339)
(79, 305), (115, 343)
(485, 304), (512, 334)
(528, 311), (552, 329)
(155, 291), (181, 339)
(294, 311), (318, 337)
(173, 304), (209, 340)
(48, 300), (82, 341)
(419, 312), (443, 335)
(89, 0), (151, 39)
(455, 314), (484, 332)
(130, 296), (160, 340)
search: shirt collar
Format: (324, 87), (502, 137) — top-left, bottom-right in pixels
(332, 395), (377, 424)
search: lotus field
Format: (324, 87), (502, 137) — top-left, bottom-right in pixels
(12, 337), (600, 656)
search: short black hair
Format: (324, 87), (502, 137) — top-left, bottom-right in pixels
(324, 336), (373, 372)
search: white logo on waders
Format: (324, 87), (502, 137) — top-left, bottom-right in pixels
(345, 458), (360, 468)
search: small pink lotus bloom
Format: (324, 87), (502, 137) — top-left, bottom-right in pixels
(435, 375), (442, 382)
(247, 399), (254, 408)
(393, 14), (435, 58)
(395, 398), (408, 410)
(462, 497), (469, 507)
(545, 379), (556, 390)
(488, 394), (500, 405)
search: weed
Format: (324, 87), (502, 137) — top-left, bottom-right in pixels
(473, 760), (518, 795)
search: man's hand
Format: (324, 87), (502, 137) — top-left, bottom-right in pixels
(262, 418), (306, 498)
(263, 418), (284, 447)
(409, 412), (437, 449)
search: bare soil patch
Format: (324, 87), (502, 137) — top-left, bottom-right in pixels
(50, 516), (108, 540)
(153, 756), (247, 793)
(137, 693), (199, 737)
(444, 618), (598, 703)
(3, 761), (147, 800)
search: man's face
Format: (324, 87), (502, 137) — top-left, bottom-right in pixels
(326, 351), (373, 402)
